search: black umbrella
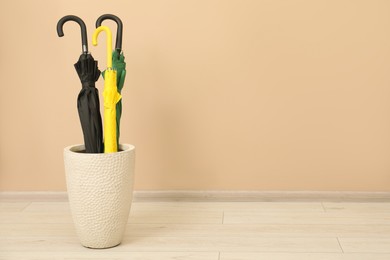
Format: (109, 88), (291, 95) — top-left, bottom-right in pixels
(57, 15), (103, 153)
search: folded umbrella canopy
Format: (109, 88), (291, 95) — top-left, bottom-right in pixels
(57, 15), (103, 153)
(93, 26), (122, 153)
(96, 14), (126, 147)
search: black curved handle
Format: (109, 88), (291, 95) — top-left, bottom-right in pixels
(57, 15), (88, 54)
(95, 14), (123, 52)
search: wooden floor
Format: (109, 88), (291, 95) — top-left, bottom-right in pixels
(2, 199), (390, 259)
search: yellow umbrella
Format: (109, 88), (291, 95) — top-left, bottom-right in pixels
(92, 26), (122, 153)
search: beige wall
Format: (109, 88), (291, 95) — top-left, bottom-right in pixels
(1, 0), (390, 191)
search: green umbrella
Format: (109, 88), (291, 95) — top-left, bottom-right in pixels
(96, 14), (126, 147)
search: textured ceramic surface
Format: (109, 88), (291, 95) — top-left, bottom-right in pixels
(64, 144), (135, 249)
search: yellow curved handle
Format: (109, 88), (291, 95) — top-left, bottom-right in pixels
(92, 26), (112, 68)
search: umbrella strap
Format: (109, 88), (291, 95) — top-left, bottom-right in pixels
(81, 82), (96, 89)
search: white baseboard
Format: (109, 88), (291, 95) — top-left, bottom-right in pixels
(1, 190), (390, 202)
(0, 192), (68, 202)
(134, 190), (390, 202)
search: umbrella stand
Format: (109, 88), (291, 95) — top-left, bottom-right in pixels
(93, 26), (122, 153)
(58, 15), (135, 250)
(96, 14), (126, 148)
(57, 16), (103, 153)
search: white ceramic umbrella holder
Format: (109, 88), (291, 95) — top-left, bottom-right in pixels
(63, 144), (135, 249)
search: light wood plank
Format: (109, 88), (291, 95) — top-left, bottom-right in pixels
(323, 202), (390, 213)
(0, 211), (223, 224)
(129, 213), (223, 224)
(223, 211), (390, 225)
(220, 252), (390, 260)
(0, 236), (341, 252)
(339, 238), (390, 253)
(0, 251), (218, 260)
(23, 202), (224, 224)
(2, 223), (390, 238)
(132, 202), (325, 212)
(0, 213), (223, 225)
(130, 207), (223, 224)
(0, 202), (30, 212)
(0, 223), (77, 237)
(124, 223), (390, 238)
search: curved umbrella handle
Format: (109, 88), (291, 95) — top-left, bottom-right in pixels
(93, 26), (113, 68)
(57, 15), (88, 54)
(95, 14), (123, 53)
